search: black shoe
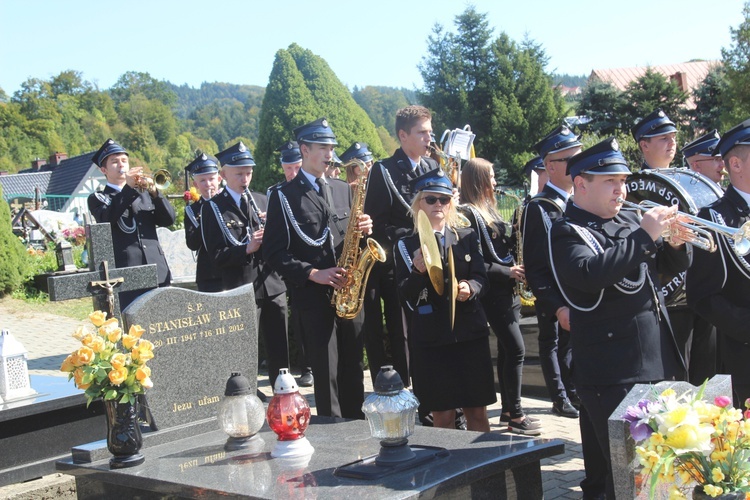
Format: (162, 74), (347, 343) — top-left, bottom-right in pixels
(297, 371), (314, 387)
(552, 399), (579, 418)
(500, 413), (539, 424)
(569, 393), (582, 410)
(507, 418), (543, 436)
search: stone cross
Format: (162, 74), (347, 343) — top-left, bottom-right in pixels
(47, 223), (159, 321)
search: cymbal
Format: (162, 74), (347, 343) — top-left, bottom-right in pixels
(448, 245), (457, 331)
(417, 209), (444, 296)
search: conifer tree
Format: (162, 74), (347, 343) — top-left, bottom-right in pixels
(0, 185), (28, 296)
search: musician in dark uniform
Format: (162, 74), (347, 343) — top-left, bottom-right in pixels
(201, 141), (288, 388)
(395, 168), (495, 432)
(184, 152), (223, 292)
(687, 119), (750, 407)
(87, 138), (175, 310)
(680, 130), (723, 384)
(263, 117), (372, 419)
(341, 141), (373, 188)
(632, 109), (694, 377)
(522, 125), (580, 419)
(684, 129), (725, 186)
(268, 140), (313, 388)
(550, 137), (687, 499)
(362, 105), (438, 387)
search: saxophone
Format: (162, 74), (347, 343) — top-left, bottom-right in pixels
(496, 189), (535, 306)
(332, 159), (387, 319)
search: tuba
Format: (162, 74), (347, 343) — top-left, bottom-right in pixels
(332, 159), (387, 319)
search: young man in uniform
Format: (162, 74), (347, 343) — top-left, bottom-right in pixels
(263, 118), (372, 419)
(87, 138), (175, 310)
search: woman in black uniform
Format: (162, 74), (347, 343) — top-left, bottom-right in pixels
(459, 158), (541, 435)
(394, 169), (495, 432)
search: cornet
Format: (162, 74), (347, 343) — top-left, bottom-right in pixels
(616, 197), (750, 256)
(124, 168), (171, 191)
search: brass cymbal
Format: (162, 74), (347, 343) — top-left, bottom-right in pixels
(417, 209), (444, 296)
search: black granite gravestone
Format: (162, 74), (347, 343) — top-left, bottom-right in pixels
(47, 223), (159, 320)
(123, 285), (258, 430)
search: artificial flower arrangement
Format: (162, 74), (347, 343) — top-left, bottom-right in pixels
(61, 311), (154, 406)
(60, 226), (87, 246)
(183, 187), (200, 203)
(623, 383), (750, 499)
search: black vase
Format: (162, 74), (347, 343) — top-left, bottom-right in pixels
(693, 485), (745, 499)
(104, 399), (145, 469)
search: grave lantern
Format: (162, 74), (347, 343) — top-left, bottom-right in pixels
(266, 368), (314, 458)
(218, 372), (265, 451)
(361, 365), (420, 465)
(334, 365), (446, 479)
(55, 240), (76, 272)
(0, 329), (37, 402)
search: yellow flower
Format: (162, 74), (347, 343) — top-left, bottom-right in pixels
(75, 346), (95, 366)
(74, 368), (91, 390)
(668, 485), (687, 499)
(132, 340), (154, 362)
(122, 334), (138, 350)
(128, 324), (145, 338)
(88, 311), (107, 327)
(89, 336), (106, 353)
(135, 364), (151, 382)
(110, 353), (127, 370)
(712, 467), (725, 483)
(703, 484), (723, 497)
(140, 377), (153, 389)
(60, 354), (76, 373)
(661, 388), (676, 398)
(108, 366), (128, 386)
(80, 333), (96, 347)
(72, 324), (94, 340)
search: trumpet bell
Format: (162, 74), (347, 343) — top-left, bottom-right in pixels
(417, 209), (444, 295)
(152, 169), (171, 190)
(734, 222), (750, 256)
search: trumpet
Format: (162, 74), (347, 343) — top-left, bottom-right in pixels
(128, 168), (172, 191)
(616, 197), (750, 256)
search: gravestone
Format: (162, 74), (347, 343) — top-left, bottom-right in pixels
(123, 284), (257, 431)
(156, 227), (196, 286)
(608, 374), (733, 500)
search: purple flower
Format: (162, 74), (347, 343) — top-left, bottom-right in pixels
(623, 400), (657, 441)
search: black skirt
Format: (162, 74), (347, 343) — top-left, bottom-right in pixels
(410, 335), (497, 411)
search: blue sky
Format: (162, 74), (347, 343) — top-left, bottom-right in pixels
(0, 0), (745, 95)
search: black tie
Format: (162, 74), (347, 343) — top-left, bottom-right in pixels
(316, 177), (331, 205)
(240, 192), (250, 219)
(435, 231), (446, 261)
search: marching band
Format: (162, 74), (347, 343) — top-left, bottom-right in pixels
(91, 107), (750, 498)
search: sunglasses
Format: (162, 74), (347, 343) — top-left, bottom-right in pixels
(423, 195), (452, 205)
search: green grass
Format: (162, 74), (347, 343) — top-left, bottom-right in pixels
(0, 295), (92, 321)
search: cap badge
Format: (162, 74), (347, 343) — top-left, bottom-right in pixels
(354, 142), (360, 149)
(200, 153), (207, 161)
(611, 138), (619, 151)
(321, 119), (328, 127)
(436, 169), (444, 177)
(286, 143), (293, 150)
(239, 142), (247, 152)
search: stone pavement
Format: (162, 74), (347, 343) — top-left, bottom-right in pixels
(0, 299), (586, 499)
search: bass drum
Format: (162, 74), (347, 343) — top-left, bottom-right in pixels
(626, 168), (723, 306)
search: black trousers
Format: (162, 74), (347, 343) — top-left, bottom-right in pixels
(256, 292), (289, 389)
(537, 313), (576, 403)
(688, 314), (717, 386)
(362, 264), (409, 385)
(483, 291), (525, 418)
(576, 383), (635, 500)
(292, 287), (364, 419)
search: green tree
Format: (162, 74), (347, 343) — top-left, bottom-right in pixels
(576, 80), (627, 134)
(690, 65), (728, 133)
(110, 71), (176, 107)
(721, 2), (750, 124)
(352, 86), (411, 134)
(0, 184), (29, 295)
(619, 68), (688, 131)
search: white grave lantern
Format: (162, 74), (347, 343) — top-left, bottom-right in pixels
(0, 329), (37, 402)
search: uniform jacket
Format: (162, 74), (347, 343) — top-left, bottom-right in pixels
(394, 226), (489, 346)
(460, 205), (516, 295)
(87, 185), (174, 286)
(549, 204), (688, 385)
(201, 189), (286, 298)
(262, 170), (351, 309)
(364, 148), (438, 266)
(687, 185), (750, 383)
(521, 183), (568, 319)
(184, 198), (222, 292)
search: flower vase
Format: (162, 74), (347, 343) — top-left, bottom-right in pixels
(693, 486), (745, 499)
(104, 399), (145, 469)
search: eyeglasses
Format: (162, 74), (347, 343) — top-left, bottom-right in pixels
(423, 195), (452, 205)
(693, 157), (724, 165)
(548, 156), (573, 164)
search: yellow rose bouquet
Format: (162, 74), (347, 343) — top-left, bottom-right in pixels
(623, 384), (750, 499)
(60, 311), (154, 406)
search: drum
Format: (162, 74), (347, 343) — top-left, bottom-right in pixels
(626, 168), (723, 305)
